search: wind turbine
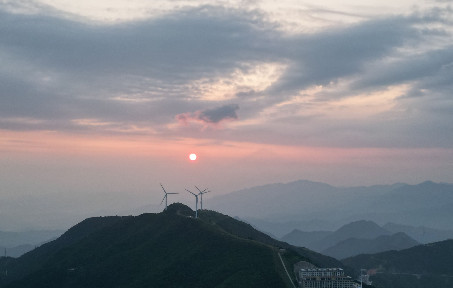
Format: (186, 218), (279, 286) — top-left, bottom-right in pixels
(195, 186), (210, 210)
(160, 184), (178, 210)
(185, 188), (199, 218)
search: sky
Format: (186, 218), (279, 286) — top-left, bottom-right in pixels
(1, 0), (453, 230)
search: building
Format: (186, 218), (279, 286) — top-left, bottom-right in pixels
(294, 261), (317, 277)
(298, 268), (354, 288)
(358, 269), (372, 286)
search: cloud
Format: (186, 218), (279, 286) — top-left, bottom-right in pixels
(1, 2), (453, 148)
(264, 16), (421, 97)
(199, 104), (240, 123)
(176, 104), (240, 128)
(0, 5), (274, 130)
(0, 5), (276, 82)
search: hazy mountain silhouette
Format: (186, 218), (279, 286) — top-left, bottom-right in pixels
(209, 180), (453, 235)
(322, 232), (419, 259)
(0, 203), (345, 288)
(245, 218), (337, 238)
(343, 239), (453, 288)
(0, 230), (62, 258)
(281, 220), (391, 252)
(0, 230), (62, 248)
(0, 245), (34, 258)
(383, 222), (453, 244)
(311, 220), (391, 252)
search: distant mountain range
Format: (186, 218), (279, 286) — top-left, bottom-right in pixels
(311, 220), (392, 252)
(0, 230), (62, 258)
(209, 180), (453, 235)
(322, 232), (419, 260)
(0, 245), (34, 258)
(0, 203), (345, 288)
(0, 230), (62, 248)
(382, 222), (453, 244)
(281, 220), (420, 259)
(343, 239), (453, 288)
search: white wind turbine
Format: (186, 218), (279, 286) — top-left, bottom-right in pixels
(160, 183), (178, 210)
(185, 188), (199, 218)
(195, 186), (210, 210)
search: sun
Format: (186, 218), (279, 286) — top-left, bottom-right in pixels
(189, 153), (197, 161)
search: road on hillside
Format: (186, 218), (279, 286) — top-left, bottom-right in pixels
(278, 252), (296, 288)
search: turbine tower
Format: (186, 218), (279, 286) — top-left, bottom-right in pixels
(160, 183), (178, 210)
(195, 186), (210, 210)
(185, 189), (199, 218)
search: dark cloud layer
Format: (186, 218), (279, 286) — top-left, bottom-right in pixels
(176, 104), (239, 126)
(267, 16), (420, 96)
(199, 104), (240, 123)
(0, 6), (275, 81)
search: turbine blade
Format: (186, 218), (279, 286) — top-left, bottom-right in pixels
(195, 186), (209, 195)
(185, 189), (196, 196)
(160, 195), (166, 205)
(160, 183), (168, 195)
(167, 193), (179, 194)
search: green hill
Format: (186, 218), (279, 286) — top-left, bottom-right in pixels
(342, 239), (453, 288)
(0, 203), (344, 288)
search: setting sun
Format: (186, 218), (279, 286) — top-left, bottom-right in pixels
(189, 153), (197, 161)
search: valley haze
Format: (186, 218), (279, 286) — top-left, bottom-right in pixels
(1, 179), (452, 235)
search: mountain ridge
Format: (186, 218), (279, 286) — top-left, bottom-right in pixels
(0, 203), (346, 288)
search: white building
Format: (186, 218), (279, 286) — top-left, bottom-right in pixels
(298, 268), (354, 288)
